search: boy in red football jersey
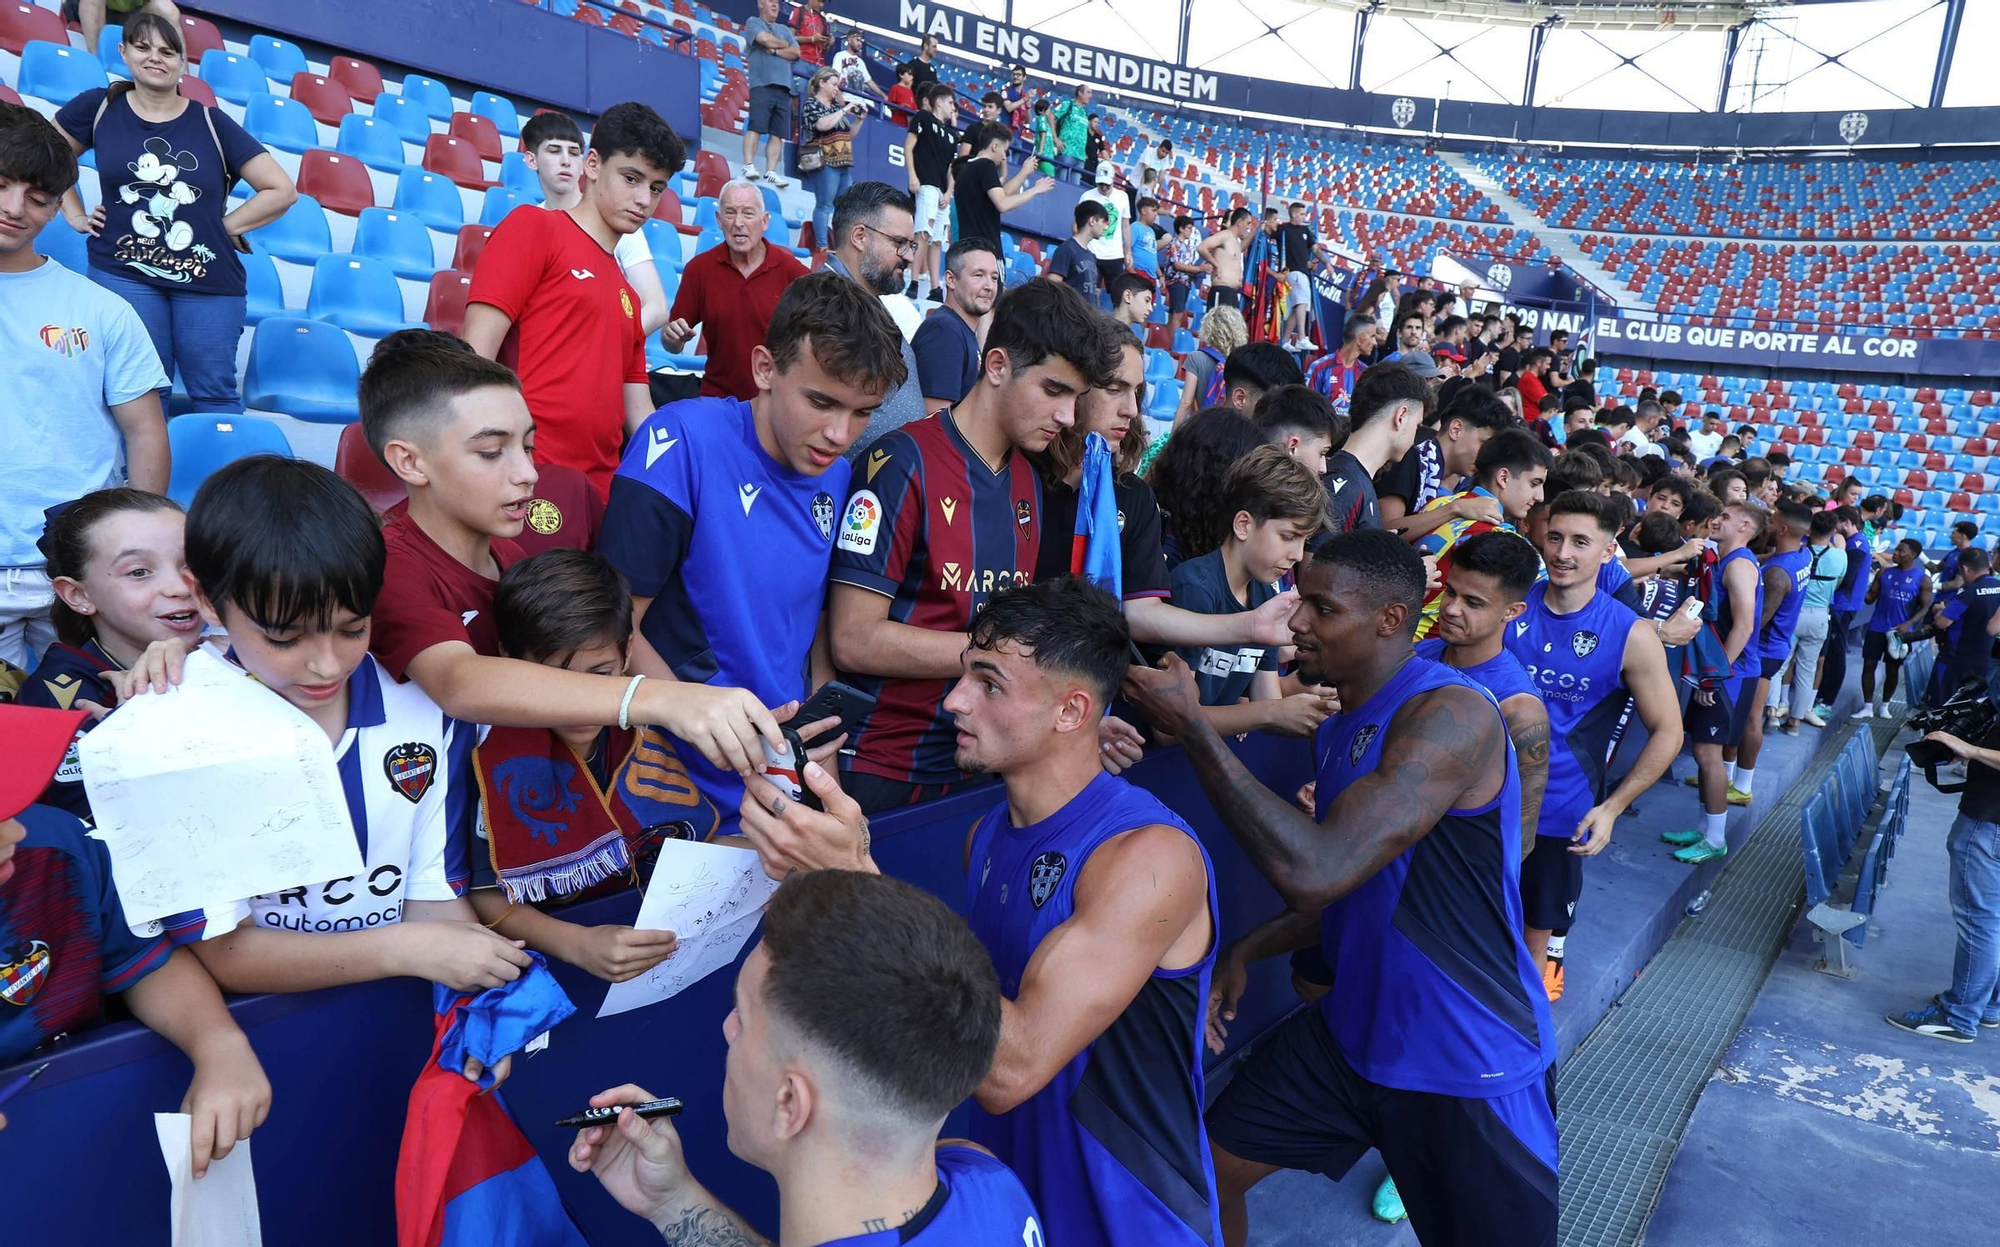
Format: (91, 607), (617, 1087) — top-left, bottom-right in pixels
(464, 102), (684, 496)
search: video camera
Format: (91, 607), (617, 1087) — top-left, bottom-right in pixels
(1905, 679), (1999, 770)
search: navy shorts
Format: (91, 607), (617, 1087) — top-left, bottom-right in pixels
(1684, 677), (1754, 747)
(746, 84), (792, 137)
(1207, 1007), (1557, 1247)
(1211, 286), (1242, 309)
(1760, 655), (1786, 679)
(1862, 630), (1904, 666)
(1521, 833), (1583, 932)
(1167, 280), (1191, 314)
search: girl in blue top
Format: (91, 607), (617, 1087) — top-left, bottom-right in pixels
(52, 13), (294, 412)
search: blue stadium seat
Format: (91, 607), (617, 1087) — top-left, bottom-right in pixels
(1144, 349), (1175, 382)
(244, 317), (362, 422)
(351, 207), (438, 281)
(196, 48), (265, 105)
(242, 249), (284, 325)
(1148, 379), (1183, 421)
(479, 186), (534, 227)
(371, 93), (436, 146)
(641, 219), (684, 269)
(243, 92), (319, 154)
(97, 32), (130, 80)
(305, 254), (421, 337)
(336, 114), (410, 172)
(165, 414), (293, 506)
(399, 73), (454, 121)
(392, 166), (464, 232)
(498, 151), (541, 196)
(249, 193), (333, 264)
(32, 214), (88, 273)
(19, 40), (106, 103)
(246, 34), (307, 84)
(469, 90), (521, 138)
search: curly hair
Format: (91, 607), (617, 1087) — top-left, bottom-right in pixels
(1147, 406), (1265, 562)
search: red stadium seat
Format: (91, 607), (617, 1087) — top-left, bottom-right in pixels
(651, 185), (685, 224)
(1905, 433), (1929, 452)
(1803, 427), (1828, 446)
(1949, 492), (1975, 513)
(422, 269), (474, 337)
(1904, 470), (1928, 490)
(693, 150), (730, 198)
(450, 224), (493, 272)
(449, 111), (502, 162)
(0, 82), (17, 105)
(335, 423), (407, 513)
(1893, 489), (1915, 508)
(1964, 474), (1987, 494)
(330, 55), (384, 103)
(1, 2), (67, 54)
(289, 73), (353, 127)
(295, 149), (375, 216)
(422, 134), (495, 189)
(1852, 431), (1878, 451)
(177, 13), (225, 63)
(177, 75), (216, 108)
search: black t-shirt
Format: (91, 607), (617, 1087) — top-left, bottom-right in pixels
(900, 58), (937, 88)
(908, 112), (955, 189)
(1377, 433), (1443, 513)
(1276, 223), (1316, 273)
(954, 156), (1004, 248)
(1323, 449), (1381, 534)
(1496, 345), (1522, 382)
(1567, 379), (1597, 408)
(1033, 471), (1170, 600)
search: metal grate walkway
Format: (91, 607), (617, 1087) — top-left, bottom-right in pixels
(1555, 715), (1904, 1246)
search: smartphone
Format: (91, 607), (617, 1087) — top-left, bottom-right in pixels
(759, 727), (822, 811)
(783, 680), (877, 751)
(1682, 596), (1704, 621)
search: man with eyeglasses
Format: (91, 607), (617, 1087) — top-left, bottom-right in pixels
(660, 179), (807, 401)
(824, 181), (928, 455)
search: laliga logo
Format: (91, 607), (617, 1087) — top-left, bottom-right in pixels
(1391, 96), (1417, 128)
(1486, 263), (1514, 292)
(1839, 112), (1868, 144)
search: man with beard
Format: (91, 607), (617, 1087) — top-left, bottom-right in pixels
(823, 182), (925, 454)
(1123, 530), (1558, 1247)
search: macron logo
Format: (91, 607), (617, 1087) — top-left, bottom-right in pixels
(739, 483), (763, 515)
(1514, 621), (1529, 637)
(570, 267), (596, 281)
(461, 610), (479, 626)
(1329, 478), (1346, 495)
(645, 429), (679, 469)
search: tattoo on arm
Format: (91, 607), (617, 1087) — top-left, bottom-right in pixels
(1508, 710), (1551, 863)
(658, 1208), (770, 1247)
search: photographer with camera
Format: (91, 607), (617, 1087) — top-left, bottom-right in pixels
(1888, 686), (2000, 1045)
(1930, 547), (2000, 707)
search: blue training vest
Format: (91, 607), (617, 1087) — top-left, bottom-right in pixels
(1760, 548), (1813, 661)
(965, 772), (1222, 1247)
(1312, 653), (1555, 1098)
(823, 1145), (1045, 1247)
(1504, 583), (1639, 840)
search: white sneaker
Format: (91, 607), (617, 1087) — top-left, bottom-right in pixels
(767, 173), (790, 189)
(1854, 705), (1876, 720)
(1802, 711), (1828, 727)
(746, 169), (764, 182)
(1874, 703), (1889, 718)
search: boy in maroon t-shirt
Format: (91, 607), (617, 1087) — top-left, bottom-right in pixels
(464, 102), (683, 497)
(359, 331), (789, 776)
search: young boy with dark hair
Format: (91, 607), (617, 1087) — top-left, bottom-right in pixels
(1322, 362), (1428, 534)
(0, 704), (270, 1168)
(1171, 445), (1336, 738)
(1106, 269), (1155, 335)
(828, 278), (1127, 812)
(465, 101), (687, 494)
(602, 272), (906, 811)
(159, 458), (535, 1059)
(1381, 386), (1515, 540)
(469, 549), (716, 983)
(903, 83), (957, 303)
(1047, 199), (1109, 305)
(1217, 341), (1304, 413)
(1411, 427), (1553, 638)
(1252, 384), (1341, 475)
(359, 329), (787, 781)
(1, 102), (169, 670)
(515, 109), (668, 336)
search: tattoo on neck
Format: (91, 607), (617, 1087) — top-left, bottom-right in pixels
(659, 1209), (765, 1247)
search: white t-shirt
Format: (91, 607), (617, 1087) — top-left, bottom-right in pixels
(1079, 186), (1131, 261)
(1687, 428), (1723, 460)
(1617, 427), (1660, 459)
(242, 654), (470, 934)
(832, 49), (874, 102)
(614, 224), (652, 272)
(0, 258), (168, 568)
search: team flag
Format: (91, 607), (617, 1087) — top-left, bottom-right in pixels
(1070, 432), (1123, 600)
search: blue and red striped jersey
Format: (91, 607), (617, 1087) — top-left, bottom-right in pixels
(831, 413), (1042, 785)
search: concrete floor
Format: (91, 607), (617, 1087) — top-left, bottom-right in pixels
(1647, 729), (2000, 1246)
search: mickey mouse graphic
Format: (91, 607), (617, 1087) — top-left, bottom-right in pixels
(120, 135), (201, 252)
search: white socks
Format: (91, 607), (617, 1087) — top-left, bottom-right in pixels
(1727, 762), (1739, 786)
(1704, 810), (1728, 850)
(1546, 933), (1567, 963)
(1735, 768), (1754, 796)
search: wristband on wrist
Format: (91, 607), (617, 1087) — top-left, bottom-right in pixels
(619, 673), (647, 731)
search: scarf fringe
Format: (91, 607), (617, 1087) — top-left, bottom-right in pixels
(498, 836), (632, 906)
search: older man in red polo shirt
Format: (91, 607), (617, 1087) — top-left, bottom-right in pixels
(660, 179), (808, 401)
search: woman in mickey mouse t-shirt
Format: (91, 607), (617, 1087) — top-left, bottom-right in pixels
(52, 13), (294, 413)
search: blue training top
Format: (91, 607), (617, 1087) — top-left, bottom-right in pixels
(1868, 564), (1926, 634)
(821, 1146), (1044, 1247)
(1311, 654), (1555, 1098)
(1712, 545), (1765, 683)
(1760, 548), (1813, 661)
(1414, 637), (1536, 705)
(600, 396), (849, 811)
(1504, 582), (1638, 840)
(965, 773), (1222, 1247)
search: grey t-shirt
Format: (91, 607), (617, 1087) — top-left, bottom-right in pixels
(744, 18), (798, 90)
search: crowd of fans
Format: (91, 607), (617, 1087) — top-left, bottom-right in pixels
(6, 8), (2000, 1247)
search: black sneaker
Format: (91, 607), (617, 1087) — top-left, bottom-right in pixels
(1887, 1001), (1975, 1043)
(927, 289), (944, 303)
